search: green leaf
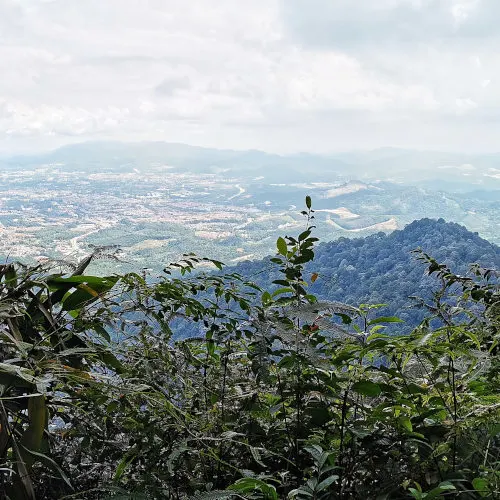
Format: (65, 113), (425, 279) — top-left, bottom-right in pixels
(93, 324), (111, 343)
(114, 452), (136, 481)
(21, 446), (72, 489)
(305, 195), (312, 209)
(336, 313), (352, 325)
(398, 416), (413, 433)
(462, 330), (481, 349)
(262, 291), (272, 305)
(291, 488), (314, 497)
(0, 362), (37, 389)
(228, 478), (277, 500)
(99, 352), (124, 374)
(304, 444), (323, 463)
(250, 446), (266, 468)
(4, 264), (17, 285)
(472, 478), (490, 497)
(61, 287), (98, 311)
(272, 279), (289, 286)
(352, 380), (382, 397)
(405, 383), (428, 395)
(298, 229), (311, 242)
(317, 475), (338, 492)
(425, 481), (456, 499)
(408, 488), (423, 500)
(276, 237), (288, 256)
(367, 316), (404, 326)
(48, 275), (118, 286)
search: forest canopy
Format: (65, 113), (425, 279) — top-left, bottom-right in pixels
(230, 217), (499, 332)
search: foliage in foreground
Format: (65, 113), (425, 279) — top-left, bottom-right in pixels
(0, 200), (498, 499)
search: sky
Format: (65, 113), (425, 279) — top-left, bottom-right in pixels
(0, 0), (499, 155)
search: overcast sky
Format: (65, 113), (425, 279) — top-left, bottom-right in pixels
(0, 0), (498, 154)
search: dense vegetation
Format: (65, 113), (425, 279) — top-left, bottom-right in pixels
(231, 218), (499, 331)
(0, 200), (498, 499)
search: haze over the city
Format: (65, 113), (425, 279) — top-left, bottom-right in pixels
(1, 0), (500, 155)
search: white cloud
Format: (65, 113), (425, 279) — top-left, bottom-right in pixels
(0, 0), (499, 154)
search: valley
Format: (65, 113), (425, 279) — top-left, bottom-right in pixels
(0, 142), (499, 273)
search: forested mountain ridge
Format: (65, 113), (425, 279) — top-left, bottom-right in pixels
(230, 218), (500, 329)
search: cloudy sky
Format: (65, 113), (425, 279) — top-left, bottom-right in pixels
(0, 0), (498, 154)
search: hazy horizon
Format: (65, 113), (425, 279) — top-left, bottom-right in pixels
(3, 138), (500, 161)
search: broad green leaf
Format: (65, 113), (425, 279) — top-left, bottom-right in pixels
(398, 416), (413, 433)
(408, 488), (423, 500)
(228, 478), (277, 500)
(304, 444), (323, 462)
(405, 383), (428, 395)
(272, 279), (289, 286)
(48, 275), (115, 285)
(272, 287), (294, 298)
(317, 475), (338, 492)
(472, 478), (490, 497)
(93, 324), (111, 343)
(425, 481), (456, 499)
(262, 291), (272, 305)
(62, 287), (98, 311)
(99, 352), (124, 374)
(352, 380), (382, 397)
(0, 362), (37, 388)
(276, 237), (287, 256)
(211, 260), (224, 270)
(298, 229), (311, 241)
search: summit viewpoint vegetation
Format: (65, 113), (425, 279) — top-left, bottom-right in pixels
(0, 199), (498, 499)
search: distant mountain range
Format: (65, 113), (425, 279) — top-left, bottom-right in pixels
(3, 140), (500, 190)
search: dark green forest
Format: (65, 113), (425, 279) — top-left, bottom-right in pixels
(230, 218), (499, 332)
(0, 200), (498, 499)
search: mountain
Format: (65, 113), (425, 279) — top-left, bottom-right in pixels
(229, 218), (500, 331)
(1, 140), (351, 181)
(3, 141), (500, 189)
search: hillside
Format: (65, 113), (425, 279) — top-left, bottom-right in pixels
(231, 218), (500, 330)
